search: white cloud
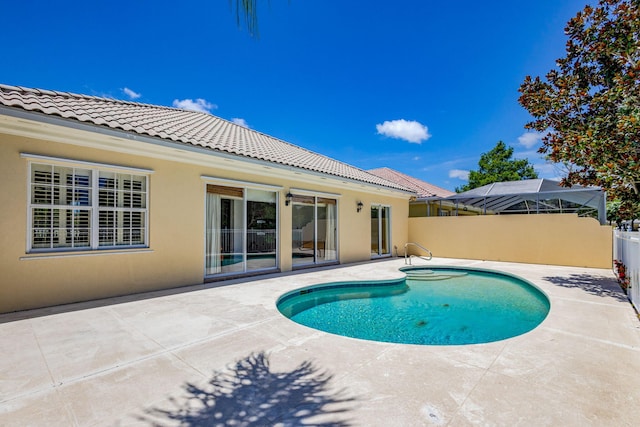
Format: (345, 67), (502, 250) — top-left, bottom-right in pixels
(533, 161), (568, 180)
(122, 87), (141, 100)
(518, 131), (543, 149)
(412, 156), (421, 161)
(534, 163), (558, 178)
(449, 169), (470, 180)
(232, 118), (249, 128)
(376, 119), (431, 144)
(172, 98), (217, 114)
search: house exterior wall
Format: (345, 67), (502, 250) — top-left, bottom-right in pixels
(408, 214), (612, 268)
(0, 129), (409, 313)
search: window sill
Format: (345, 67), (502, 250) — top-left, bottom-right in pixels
(20, 248), (154, 260)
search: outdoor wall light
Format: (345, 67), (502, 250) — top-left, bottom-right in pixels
(285, 192), (293, 206)
(357, 201), (364, 213)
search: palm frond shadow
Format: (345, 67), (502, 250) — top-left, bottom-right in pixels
(542, 273), (628, 302)
(140, 351), (356, 426)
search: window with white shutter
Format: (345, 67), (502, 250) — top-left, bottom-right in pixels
(28, 161), (149, 252)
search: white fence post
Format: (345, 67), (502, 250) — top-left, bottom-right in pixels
(613, 229), (640, 312)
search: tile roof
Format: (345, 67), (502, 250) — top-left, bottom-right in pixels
(368, 167), (454, 198)
(0, 84), (412, 193)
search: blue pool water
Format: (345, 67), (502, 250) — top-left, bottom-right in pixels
(277, 267), (550, 345)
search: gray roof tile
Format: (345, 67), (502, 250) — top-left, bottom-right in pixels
(0, 84), (413, 193)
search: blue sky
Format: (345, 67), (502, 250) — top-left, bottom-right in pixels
(2, 0), (588, 191)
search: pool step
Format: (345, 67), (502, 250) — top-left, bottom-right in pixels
(406, 271), (468, 281)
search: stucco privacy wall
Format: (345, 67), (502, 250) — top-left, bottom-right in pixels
(0, 132), (408, 313)
(408, 214), (612, 268)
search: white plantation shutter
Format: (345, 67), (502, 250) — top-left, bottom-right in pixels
(28, 161), (149, 252)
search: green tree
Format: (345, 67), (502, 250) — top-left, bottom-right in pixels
(518, 0), (640, 218)
(607, 199), (623, 226)
(456, 141), (538, 192)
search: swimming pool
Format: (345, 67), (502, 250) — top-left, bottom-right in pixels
(277, 266), (550, 345)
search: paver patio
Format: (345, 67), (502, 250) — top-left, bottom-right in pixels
(1, 258), (639, 426)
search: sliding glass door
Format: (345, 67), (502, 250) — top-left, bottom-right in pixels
(205, 185), (277, 276)
(291, 195), (337, 267)
(371, 205), (390, 257)
(246, 189), (277, 270)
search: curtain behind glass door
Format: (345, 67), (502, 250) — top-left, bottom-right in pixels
(371, 206), (380, 256)
(380, 206), (390, 255)
(205, 193), (221, 275)
(292, 196), (315, 266)
(317, 199), (337, 262)
(371, 205), (390, 257)
(220, 198), (244, 273)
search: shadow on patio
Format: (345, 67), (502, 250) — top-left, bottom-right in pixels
(138, 351), (357, 426)
(542, 273), (629, 302)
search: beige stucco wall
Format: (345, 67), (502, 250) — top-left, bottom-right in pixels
(0, 129), (408, 313)
(1, 136), (204, 313)
(408, 214), (612, 268)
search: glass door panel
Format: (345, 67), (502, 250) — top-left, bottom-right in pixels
(380, 206), (390, 255)
(317, 200), (337, 262)
(246, 189), (277, 271)
(205, 193), (222, 275)
(292, 197), (315, 266)
(371, 206), (380, 256)
(371, 205), (390, 257)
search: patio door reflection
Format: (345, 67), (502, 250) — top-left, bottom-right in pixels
(371, 205), (390, 257)
(291, 195), (337, 266)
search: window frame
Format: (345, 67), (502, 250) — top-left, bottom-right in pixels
(24, 154), (152, 253)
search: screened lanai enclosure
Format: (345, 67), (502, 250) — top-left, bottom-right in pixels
(425, 179), (607, 224)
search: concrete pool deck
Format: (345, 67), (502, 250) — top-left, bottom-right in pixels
(1, 258), (639, 426)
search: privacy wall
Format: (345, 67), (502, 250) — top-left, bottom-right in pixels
(408, 214), (612, 268)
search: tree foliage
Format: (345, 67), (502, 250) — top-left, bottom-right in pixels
(231, 0), (260, 37)
(518, 0), (640, 218)
(456, 141), (538, 192)
(232, 0), (285, 37)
